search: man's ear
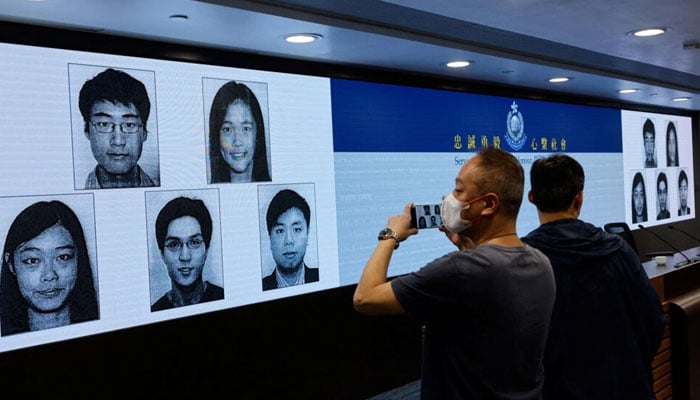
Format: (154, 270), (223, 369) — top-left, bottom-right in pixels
(528, 190), (535, 204)
(481, 193), (498, 215)
(573, 191), (584, 212)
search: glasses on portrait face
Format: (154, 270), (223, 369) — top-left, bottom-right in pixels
(164, 236), (204, 252)
(90, 120), (143, 134)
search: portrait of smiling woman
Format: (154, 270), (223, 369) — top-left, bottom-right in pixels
(207, 80), (271, 184)
(0, 200), (99, 336)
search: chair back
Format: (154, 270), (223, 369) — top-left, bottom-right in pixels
(604, 222), (639, 254)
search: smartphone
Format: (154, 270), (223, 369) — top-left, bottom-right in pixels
(410, 203), (443, 229)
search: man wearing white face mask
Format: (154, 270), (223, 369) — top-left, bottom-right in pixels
(353, 147), (555, 400)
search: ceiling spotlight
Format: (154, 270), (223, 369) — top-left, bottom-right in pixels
(284, 33), (322, 44)
(630, 28), (667, 37)
(618, 89), (638, 94)
(672, 97), (690, 102)
(683, 41), (700, 50)
(445, 60), (471, 68)
(548, 77), (570, 83)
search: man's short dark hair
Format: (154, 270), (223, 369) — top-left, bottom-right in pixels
(643, 118), (655, 138)
(266, 189), (310, 234)
(155, 197), (213, 252)
(473, 147), (524, 217)
(530, 154), (585, 212)
(679, 170), (688, 186)
(78, 68), (151, 133)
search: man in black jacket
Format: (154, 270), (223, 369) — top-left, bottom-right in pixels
(522, 154), (665, 400)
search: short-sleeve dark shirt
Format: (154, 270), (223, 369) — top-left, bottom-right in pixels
(391, 244), (555, 400)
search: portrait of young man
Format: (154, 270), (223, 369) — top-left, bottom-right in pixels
(258, 184), (319, 291)
(70, 64), (160, 189)
(146, 189), (224, 311)
(678, 169), (691, 216)
(642, 118), (657, 168)
(656, 171), (670, 220)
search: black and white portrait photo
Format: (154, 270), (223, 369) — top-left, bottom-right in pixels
(0, 194), (99, 336)
(258, 183), (319, 291)
(202, 78), (271, 184)
(642, 118), (657, 169)
(145, 189), (224, 312)
(631, 171), (648, 224)
(677, 169), (691, 216)
(70, 64), (160, 190)
(655, 171), (670, 220)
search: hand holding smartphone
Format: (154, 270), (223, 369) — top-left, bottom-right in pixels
(410, 203), (442, 229)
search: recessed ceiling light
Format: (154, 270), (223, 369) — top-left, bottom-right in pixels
(630, 28), (667, 37)
(618, 89), (638, 94)
(284, 33), (322, 44)
(548, 77), (570, 83)
(169, 14), (189, 21)
(683, 41), (700, 50)
(445, 60), (471, 68)
(672, 97), (690, 102)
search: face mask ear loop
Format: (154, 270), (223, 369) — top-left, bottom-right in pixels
(462, 193), (490, 211)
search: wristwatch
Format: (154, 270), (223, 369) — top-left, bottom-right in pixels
(378, 227), (400, 249)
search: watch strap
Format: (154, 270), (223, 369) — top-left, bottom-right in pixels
(378, 228), (400, 249)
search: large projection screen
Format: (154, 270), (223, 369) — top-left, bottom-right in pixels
(0, 40), (694, 353)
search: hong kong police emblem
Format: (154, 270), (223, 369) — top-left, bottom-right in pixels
(505, 101), (526, 151)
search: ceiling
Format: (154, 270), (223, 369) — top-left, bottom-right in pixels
(1, 0), (699, 111)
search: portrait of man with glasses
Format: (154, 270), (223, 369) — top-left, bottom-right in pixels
(74, 66), (159, 189)
(147, 192), (224, 312)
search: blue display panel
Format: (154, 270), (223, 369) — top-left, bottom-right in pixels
(331, 78), (622, 153)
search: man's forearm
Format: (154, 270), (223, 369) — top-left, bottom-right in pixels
(353, 240), (401, 314)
